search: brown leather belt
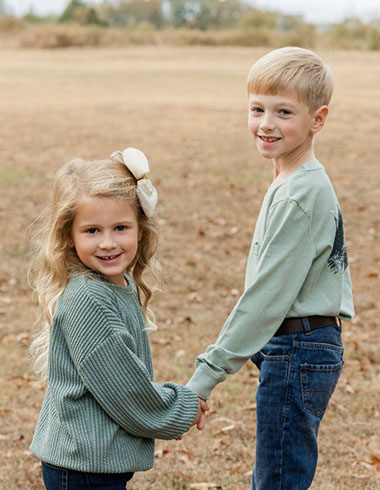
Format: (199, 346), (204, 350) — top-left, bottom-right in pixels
(274, 316), (338, 336)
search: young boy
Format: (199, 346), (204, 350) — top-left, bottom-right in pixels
(187, 47), (354, 489)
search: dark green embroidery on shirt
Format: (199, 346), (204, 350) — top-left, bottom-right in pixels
(328, 207), (348, 274)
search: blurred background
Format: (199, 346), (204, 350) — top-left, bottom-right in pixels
(1, 0), (380, 50)
(1, 1), (379, 489)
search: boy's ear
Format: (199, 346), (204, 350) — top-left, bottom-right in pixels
(311, 105), (328, 134)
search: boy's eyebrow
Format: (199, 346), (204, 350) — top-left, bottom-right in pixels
(248, 96), (299, 109)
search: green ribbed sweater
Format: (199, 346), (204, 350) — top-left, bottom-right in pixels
(30, 273), (199, 473)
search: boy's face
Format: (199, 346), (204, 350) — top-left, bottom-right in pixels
(248, 91), (325, 166)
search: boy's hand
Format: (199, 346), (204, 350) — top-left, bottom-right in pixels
(176, 398), (210, 440)
(192, 397), (210, 430)
(197, 398), (209, 430)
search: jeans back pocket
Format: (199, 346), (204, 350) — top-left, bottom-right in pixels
(301, 360), (343, 418)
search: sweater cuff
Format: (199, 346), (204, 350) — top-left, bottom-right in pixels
(186, 365), (222, 400)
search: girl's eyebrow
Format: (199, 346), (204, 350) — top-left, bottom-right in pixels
(78, 219), (135, 228)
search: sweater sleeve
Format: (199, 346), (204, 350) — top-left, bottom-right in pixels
(78, 332), (199, 440)
(187, 199), (315, 400)
(60, 283), (199, 440)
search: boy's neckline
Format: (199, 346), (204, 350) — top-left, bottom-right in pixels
(268, 159), (320, 191)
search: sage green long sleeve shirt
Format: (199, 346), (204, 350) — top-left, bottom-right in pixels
(30, 273), (199, 473)
(187, 160), (354, 400)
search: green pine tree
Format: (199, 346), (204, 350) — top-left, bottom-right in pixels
(59, 0), (85, 23)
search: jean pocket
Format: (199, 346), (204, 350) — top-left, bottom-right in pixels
(301, 360), (343, 418)
(251, 349), (289, 370)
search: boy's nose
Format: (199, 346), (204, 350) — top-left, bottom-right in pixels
(260, 114), (275, 131)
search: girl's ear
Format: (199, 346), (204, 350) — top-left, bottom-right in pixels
(311, 105), (328, 134)
(138, 229), (143, 242)
(68, 237), (74, 248)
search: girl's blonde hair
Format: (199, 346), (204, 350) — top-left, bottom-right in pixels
(29, 157), (159, 379)
(247, 47), (334, 111)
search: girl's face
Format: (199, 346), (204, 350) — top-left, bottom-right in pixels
(70, 196), (141, 287)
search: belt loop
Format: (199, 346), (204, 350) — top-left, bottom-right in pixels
(302, 317), (312, 336)
(337, 316), (342, 328)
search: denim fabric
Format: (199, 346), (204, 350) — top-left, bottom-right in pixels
(251, 323), (343, 490)
(42, 462), (134, 490)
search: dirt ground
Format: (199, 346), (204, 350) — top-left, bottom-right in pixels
(0, 46), (379, 489)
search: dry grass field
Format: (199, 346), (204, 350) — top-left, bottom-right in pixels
(0, 46), (379, 489)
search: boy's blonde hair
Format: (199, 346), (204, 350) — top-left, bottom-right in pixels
(247, 47), (334, 111)
(29, 157), (159, 378)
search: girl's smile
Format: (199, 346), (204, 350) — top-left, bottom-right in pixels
(70, 196), (141, 286)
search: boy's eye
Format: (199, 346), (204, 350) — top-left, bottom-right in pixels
(250, 107), (263, 114)
(279, 109), (292, 116)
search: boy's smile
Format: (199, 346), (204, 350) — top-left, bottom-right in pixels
(70, 196), (140, 286)
(248, 91), (327, 172)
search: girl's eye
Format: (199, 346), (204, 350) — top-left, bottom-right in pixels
(115, 225), (127, 232)
(86, 227), (99, 234)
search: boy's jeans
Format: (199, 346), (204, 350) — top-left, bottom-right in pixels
(251, 322), (343, 490)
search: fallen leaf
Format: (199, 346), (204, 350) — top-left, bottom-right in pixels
(212, 439), (229, 455)
(151, 338), (171, 346)
(240, 403), (256, 411)
(344, 383), (355, 394)
(367, 272), (378, 279)
(187, 292), (202, 303)
(229, 463), (242, 475)
(186, 257), (198, 266)
(154, 448), (171, 459)
(178, 449), (197, 469)
(369, 453), (380, 468)
(213, 424), (236, 436)
(189, 484), (222, 490)
(178, 316), (192, 324)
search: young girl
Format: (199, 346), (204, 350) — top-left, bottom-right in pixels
(29, 148), (206, 490)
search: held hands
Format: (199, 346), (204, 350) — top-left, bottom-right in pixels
(194, 398), (209, 431)
(176, 398), (209, 440)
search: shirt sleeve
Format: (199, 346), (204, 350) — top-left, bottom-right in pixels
(187, 199), (315, 400)
(61, 287), (199, 440)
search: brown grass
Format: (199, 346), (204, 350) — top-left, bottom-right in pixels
(0, 46), (379, 489)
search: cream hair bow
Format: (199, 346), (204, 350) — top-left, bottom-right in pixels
(111, 147), (158, 218)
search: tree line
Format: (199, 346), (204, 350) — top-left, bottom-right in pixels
(1, 0), (380, 50)
(2, 0), (311, 31)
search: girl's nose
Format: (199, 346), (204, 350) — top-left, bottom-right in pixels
(99, 233), (116, 249)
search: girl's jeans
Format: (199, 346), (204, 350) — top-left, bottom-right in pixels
(251, 322), (344, 490)
(42, 462), (134, 490)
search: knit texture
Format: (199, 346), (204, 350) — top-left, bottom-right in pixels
(31, 273), (199, 473)
(187, 160), (354, 400)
